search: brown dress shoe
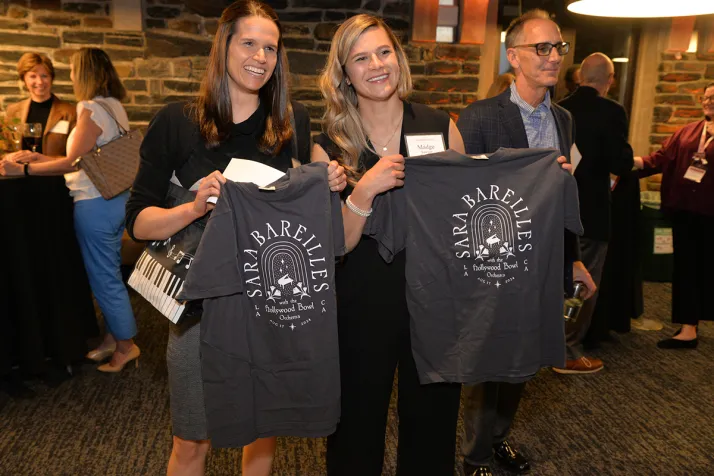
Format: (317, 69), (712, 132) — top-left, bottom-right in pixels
(552, 356), (604, 374)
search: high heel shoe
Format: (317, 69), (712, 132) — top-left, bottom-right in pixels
(86, 345), (117, 362)
(97, 346), (141, 373)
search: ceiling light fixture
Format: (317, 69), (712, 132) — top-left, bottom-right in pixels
(612, 57), (629, 63)
(567, 0), (714, 18)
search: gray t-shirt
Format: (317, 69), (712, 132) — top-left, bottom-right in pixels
(365, 148), (583, 385)
(179, 162), (345, 448)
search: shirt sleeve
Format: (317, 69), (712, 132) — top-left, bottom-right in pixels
(563, 173), (584, 236)
(331, 191), (346, 257)
(177, 188), (243, 301)
(605, 105), (634, 176)
(125, 103), (188, 241)
(456, 105), (485, 155)
(640, 128), (681, 176)
(363, 189), (406, 263)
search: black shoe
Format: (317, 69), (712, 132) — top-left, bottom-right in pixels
(493, 440), (530, 474)
(40, 365), (73, 388)
(463, 462), (493, 476)
(0, 375), (37, 399)
(657, 337), (698, 349)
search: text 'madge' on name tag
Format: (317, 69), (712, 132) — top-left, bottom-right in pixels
(405, 133), (446, 157)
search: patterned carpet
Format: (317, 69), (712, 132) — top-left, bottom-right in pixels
(1, 282), (713, 476)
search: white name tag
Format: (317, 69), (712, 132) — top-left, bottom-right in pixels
(404, 133), (446, 157)
(683, 165), (706, 183)
(48, 120), (70, 134)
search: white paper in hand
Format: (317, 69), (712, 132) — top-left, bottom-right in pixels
(207, 159), (286, 204)
(570, 143), (582, 172)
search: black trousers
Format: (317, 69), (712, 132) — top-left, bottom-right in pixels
(327, 254), (462, 476)
(461, 381), (526, 466)
(671, 211), (714, 325)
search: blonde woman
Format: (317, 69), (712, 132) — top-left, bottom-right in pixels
(486, 72), (515, 99)
(0, 48), (138, 373)
(312, 14), (464, 476)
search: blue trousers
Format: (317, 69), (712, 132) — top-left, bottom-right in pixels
(73, 193), (136, 341)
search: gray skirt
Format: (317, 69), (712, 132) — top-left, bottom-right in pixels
(167, 315), (208, 441)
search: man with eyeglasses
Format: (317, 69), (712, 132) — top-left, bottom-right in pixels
(456, 9), (596, 476)
(633, 82), (714, 349)
(556, 53), (634, 374)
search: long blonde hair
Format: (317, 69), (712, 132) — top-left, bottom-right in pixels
(319, 14), (412, 185)
(71, 48), (126, 102)
(486, 73), (515, 99)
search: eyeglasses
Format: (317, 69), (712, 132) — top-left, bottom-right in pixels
(701, 95), (714, 104)
(512, 42), (571, 57)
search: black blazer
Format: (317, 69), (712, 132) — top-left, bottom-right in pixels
(456, 88), (581, 264)
(559, 86), (634, 241)
(457, 88), (574, 160)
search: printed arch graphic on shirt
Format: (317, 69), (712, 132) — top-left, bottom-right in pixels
(262, 242), (311, 301)
(453, 185), (533, 288)
(244, 220), (331, 331)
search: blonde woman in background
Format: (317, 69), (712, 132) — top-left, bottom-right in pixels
(1, 48), (138, 373)
(486, 72), (515, 99)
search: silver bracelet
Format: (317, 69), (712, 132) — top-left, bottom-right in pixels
(345, 195), (372, 217)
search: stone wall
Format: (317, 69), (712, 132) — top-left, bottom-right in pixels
(650, 51), (714, 153)
(0, 0), (482, 131)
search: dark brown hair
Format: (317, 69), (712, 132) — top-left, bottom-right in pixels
(17, 52), (55, 81)
(71, 48), (126, 102)
(192, 0), (292, 154)
(504, 9), (554, 49)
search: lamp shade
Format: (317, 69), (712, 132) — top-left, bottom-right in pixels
(567, 0), (714, 18)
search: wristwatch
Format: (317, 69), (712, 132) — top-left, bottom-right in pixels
(23, 163), (29, 176)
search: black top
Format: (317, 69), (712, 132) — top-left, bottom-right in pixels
(24, 97), (53, 153)
(559, 86), (635, 241)
(125, 100), (311, 241)
(315, 101), (451, 198)
(314, 101), (450, 307)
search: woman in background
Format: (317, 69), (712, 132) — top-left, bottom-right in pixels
(633, 82), (714, 349)
(1, 48), (138, 373)
(486, 72), (515, 99)
(0, 53), (96, 396)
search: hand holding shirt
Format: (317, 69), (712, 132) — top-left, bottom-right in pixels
(365, 148), (583, 385)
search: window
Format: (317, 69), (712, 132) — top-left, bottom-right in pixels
(437, 0), (459, 43)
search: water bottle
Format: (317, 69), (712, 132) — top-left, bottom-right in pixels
(564, 281), (586, 322)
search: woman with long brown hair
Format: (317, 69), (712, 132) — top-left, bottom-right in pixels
(312, 14), (465, 476)
(124, 1), (344, 474)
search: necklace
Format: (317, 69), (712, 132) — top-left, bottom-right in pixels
(369, 116), (402, 154)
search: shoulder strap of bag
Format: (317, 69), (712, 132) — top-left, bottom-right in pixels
(93, 98), (128, 135)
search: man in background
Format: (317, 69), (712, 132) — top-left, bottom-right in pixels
(561, 64), (580, 99)
(557, 53), (634, 374)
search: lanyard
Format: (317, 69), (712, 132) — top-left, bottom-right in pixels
(699, 122), (714, 154)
